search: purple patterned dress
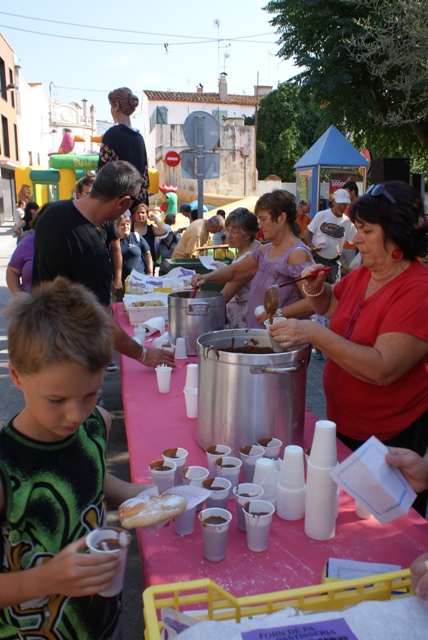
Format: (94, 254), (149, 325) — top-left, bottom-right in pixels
(247, 240), (313, 328)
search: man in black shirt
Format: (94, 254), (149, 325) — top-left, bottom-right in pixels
(33, 161), (174, 368)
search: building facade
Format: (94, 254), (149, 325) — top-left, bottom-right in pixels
(142, 74), (272, 198)
(0, 33), (19, 223)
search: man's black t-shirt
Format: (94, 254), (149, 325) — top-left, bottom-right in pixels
(32, 200), (113, 306)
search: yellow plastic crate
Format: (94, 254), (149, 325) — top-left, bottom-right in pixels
(142, 569), (413, 640)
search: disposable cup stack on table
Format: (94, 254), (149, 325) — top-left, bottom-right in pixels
(257, 437), (283, 460)
(183, 388), (198, 418)
(304, 420), (338, 540)
(148, 459), (177, 494)
(205, 444), (232, 477)
(252, 458), (277, 507)
(185, 363), (198, 389)
(214, 456), (243, 499)
(239, 445), (265, 483)
(155, 365), (172, 393)
(233, 482), (264, 532)
(174, 337), (187, 359)
(202, 477), (232, 509)
(162, 447), (188, 486)
(243, 499), (276, 552)
(277, 445), (306, 521)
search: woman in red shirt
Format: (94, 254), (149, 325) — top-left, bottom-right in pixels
(270, 181), (428, 515)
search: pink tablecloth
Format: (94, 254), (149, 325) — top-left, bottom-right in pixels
(113, 303), (428, 597)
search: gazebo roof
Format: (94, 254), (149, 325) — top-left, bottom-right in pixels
(295, 125), (370, 168)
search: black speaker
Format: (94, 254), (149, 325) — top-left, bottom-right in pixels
(370, 157), (410, 184)
(411, 173), (425, 196)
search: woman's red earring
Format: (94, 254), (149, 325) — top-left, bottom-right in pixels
(391, 248), (403, 261)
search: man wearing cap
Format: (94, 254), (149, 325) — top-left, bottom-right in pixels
(303, 188), (356, 282)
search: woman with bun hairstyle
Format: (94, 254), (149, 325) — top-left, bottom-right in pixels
(98, 87), (149, 204)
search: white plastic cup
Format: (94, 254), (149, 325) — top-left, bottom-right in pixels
(309, 420), (337, 468)
(257, 437), (283, 459)
(149, 459), (176, 492)
(215, 456), (243, 498)
(185, 363), (199, 389)
(175, 337), (187, 359)
(181, 466), (210, 486)
(199, 507), (232, 562)
(174, 505), (197, 536)
(133, 327), (146, 345)
(253, 458), (277, 507)
(263, 317), (286, 353)
(356, 500), (373, 519)
(239, 445), (265, 483)
(202, 477), (232, 509)
(233, 483), (264, 532)
(184, 388), (198, 418)
(276, 484), (306, 521)
(161, 342), (176, 355)
(85, 527), (131, 596)
(162, 447), (188, 486)
(155, 366), (172, 393)
(205, 444), (231, 477)
(243, 500), (275, 552)
(280, 445), (305, 490)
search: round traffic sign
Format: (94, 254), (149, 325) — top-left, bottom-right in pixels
(165, 150), (181, 167)
(183, 111), (220, 151)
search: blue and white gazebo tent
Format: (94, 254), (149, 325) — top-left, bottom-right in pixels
(294, 125), (370, 218)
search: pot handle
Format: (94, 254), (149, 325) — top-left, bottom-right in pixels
(250, 360), (304, 374)
(186, 303), (210, 316)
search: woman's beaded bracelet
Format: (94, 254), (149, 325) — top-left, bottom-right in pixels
(302, 283), (325, 298)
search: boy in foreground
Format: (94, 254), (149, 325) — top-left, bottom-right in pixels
(0, 277), (149, 639)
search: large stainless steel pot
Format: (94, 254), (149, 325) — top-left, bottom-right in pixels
(168, 291), (225, 356)
(197, 329), (309, 455)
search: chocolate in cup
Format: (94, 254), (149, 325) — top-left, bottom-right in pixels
(85, 527), (131, 597)
(150, 459), (174, 472)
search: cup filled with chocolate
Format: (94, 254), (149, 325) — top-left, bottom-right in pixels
(85, 526), (131, 597)
(198, 507), (232, 562)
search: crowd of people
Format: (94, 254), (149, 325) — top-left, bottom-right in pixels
(2, 84), (428, 637)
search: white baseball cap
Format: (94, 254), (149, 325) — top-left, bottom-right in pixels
(333, 189), (351, 204)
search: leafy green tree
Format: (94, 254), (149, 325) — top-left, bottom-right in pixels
(346, 0), (428, 146)
(264, 0), (428, 161)
(256, 82), (321, 181)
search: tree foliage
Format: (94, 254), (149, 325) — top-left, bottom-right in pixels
(264, 0), (428, 165)
(256, 82), (321, 181)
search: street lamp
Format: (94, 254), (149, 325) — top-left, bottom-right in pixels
(6, 83), (18, 90)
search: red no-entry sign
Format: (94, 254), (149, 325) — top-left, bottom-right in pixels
(165, 151), (181, 167)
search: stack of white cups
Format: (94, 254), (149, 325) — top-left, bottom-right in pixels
(183, 363), (198, 418)
(276, 445), (306, 521)
(304, 420), (338, 540)
(253, 458), (277, 507)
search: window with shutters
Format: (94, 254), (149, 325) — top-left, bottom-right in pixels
(150, 106), (168, 131)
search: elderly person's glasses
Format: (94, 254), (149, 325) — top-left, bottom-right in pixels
(225, 227), (244, 237)
(366, 184), (396, 205)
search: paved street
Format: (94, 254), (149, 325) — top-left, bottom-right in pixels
(0, 218), (327, 638)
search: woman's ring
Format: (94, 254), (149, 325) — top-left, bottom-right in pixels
(283, 335), (287, 342)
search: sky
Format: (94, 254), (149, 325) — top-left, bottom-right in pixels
(0, 1), (297, 123)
